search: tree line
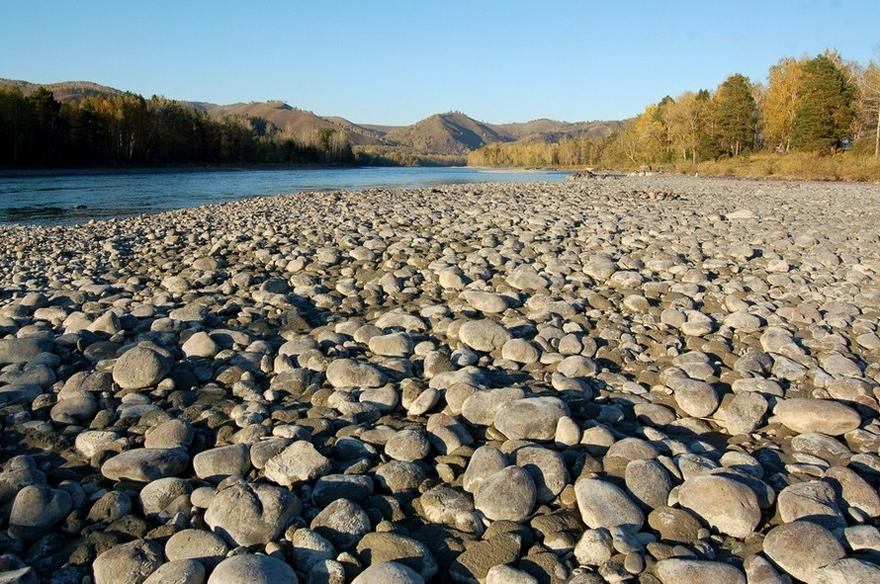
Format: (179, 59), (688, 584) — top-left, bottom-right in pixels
(467, 136), (605, 168)
(0, 87), (356, 167)
(468, 50), (880, 170)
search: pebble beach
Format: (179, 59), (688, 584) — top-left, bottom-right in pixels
(1, 174), (880, 584)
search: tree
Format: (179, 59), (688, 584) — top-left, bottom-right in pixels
(632, 103), (668, 163)
(791, 54), (856, 151)
(663, 91), (708, 162)
(859, 61), (880, 157)
(712, 74), (757, 156)
(762, 57), (806, 152)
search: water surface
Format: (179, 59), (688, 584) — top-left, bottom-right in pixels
(0, 167), (569, 225)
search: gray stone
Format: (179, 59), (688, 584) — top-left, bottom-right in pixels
(494, 397), (569, 441)
(0, 335), (53, 365)
(474, 465), (537, 521)
(290, 527), (336, 573)
(625, 459), (672, 509)
(93, 539), (164, 584)
(205, 482), (301, 546)
(143, 560), (206, 584)
(677, 475), (761, 538)
(356, 532), (438, 580)
(777, 480), (845, 528)
(8, 485), (72, 541)
(101, 448), (189, 482)
(264, 441), (332, 486)
(140, 477), (191, 518)
(486, 564), (537, 584)
(763, 521), (845, 582)
(326, 358), (385, 388)
(352, 562), (425, 584)
(310, 498), (371, 549)
(774, 398), (861, 435)
(112, 346), (171, 389)
(458, 319), (511, 352)
(165, 528), (228, 567)
(574, 478), (644, 531)
(208, 554), (298, 584)
(654, 559), (746, 584)
(193, 444), (251, 481)
(385, 427), (431, 462)
(812, 558), (880, 584)
(312, 473), (374, 506)
(182, 331), (220, 358)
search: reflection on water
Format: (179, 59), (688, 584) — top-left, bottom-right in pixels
(0, 167), (569, 225)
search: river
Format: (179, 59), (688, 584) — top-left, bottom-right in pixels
(0, 166), (569, 225)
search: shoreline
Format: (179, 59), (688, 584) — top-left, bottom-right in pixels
(1, 175), (879, 582)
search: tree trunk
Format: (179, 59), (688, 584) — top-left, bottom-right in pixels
(875, 106), (880, 157)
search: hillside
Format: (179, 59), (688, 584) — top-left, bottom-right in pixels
(202, 102), (386, 145)
(384, 112), (513, 154)
(0, 78), (123, 101)
(497, 119), (622, 144)
(0, 78), (621, 156)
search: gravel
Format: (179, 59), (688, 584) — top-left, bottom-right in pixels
(0, 174), (879, 582)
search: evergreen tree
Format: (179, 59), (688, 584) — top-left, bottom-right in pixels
(712, 74), (757, 156)
(791, 54), (856, 151)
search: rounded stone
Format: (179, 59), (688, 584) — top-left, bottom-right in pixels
(385, 428), (431, 462)
(205, 483), (301, 546)
(654, 559), (746, 584)
(773, 398), (860, 436)
(574, 478), (644, 531)
(352, 561), (425, 584)
(143, 560), (206, 584)
(165, 528), (229, 567)
(93, 539), (164, 584)
(677, 475), (761, 539)
(763, 521), (845, 582)
(112, 346), (171, 390)
(101, 448), (189, 482)
(474, 465), (537, 521)
(208, 554), (298, 584)
(310, 498), (371, 549)
(458, 319), (511, 352)
(493, 397), (569, 441)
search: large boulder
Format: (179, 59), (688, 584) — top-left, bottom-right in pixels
(677, 475), (761, 539)
(574, 478), (644, 531)
(493, 397), (569, 441)
(205, 483), (301, 546)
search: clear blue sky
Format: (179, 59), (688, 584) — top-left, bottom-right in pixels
(2, 0), (878, 125)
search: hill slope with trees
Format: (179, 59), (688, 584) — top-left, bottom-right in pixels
(468, 50), (880, 180)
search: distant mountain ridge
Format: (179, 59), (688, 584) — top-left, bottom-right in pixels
(0, 78), (621, 154)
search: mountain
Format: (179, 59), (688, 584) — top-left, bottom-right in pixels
(200, 101), (386, 145)
(495, 118), (622, 143)
(0, 78), (621, 154)
(0, 78), (122, 102)
(383, 112), (512, 154)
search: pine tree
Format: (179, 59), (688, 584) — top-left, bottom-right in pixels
(712, 74), (757, 156)
(791, 54), (856, 151)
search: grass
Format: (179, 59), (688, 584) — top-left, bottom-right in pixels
(655, 152), (880, 182)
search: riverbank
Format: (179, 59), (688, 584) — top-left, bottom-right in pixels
(656, 152), (880, 182)
(1, 176), (879, 583)
(468, 152), (880, 182)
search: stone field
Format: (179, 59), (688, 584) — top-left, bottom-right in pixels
(0, 174), (879, 583)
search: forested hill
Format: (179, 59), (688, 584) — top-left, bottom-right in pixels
(0, 82), (357, 167)
(467, 50), (880, 180)
(0, 78), (619, 167)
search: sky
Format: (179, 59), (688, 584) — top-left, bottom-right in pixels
(1, 0), (879, 125)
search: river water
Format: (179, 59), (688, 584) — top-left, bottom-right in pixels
(0, 166), (569, 225)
